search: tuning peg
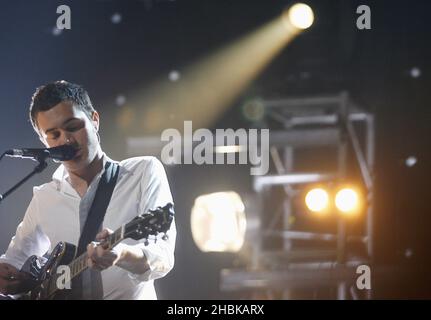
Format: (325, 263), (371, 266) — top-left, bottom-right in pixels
(154, 238), (157, 244)
(162, 234), (169, 241)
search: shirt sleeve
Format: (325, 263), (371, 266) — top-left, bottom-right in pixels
(0, 189), (51, 269)
(126, 157), (176, 282)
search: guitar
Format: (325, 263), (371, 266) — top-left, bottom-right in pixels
(13, 202), (174, 300)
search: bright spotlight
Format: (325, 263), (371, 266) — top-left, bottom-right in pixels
(285, 3), (314, 30)
(191, 192), (247, 252)
(305, 188), (329, 213)
(335, 188), (360, 214)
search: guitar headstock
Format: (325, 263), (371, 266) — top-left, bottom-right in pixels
(125, 203), (174, 242)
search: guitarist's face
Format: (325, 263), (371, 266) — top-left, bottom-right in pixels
(35, 101), (102, 172)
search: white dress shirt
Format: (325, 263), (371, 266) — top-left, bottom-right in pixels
(0, 155), (176, 300)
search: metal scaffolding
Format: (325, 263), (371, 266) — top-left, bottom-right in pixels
(220, 92), (375, 299)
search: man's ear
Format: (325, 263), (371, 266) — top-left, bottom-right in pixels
(91, 111), (100, 131)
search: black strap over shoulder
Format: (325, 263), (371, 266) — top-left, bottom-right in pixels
(76, 161), (120, 256)
(71, 160), (120, 300)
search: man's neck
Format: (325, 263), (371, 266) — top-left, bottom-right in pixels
(67, 151), (104, 197)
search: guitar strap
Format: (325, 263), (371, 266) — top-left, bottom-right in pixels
(71, 160), (120, 300)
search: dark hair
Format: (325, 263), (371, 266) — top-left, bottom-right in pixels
(29, 80), (95, 129)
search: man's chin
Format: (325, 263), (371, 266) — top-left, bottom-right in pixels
(63, 156), (87, 172)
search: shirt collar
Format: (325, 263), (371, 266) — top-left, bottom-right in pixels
(52, 153), (130, 190)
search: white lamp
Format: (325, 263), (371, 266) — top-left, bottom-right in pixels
(191, 191), (247, 252)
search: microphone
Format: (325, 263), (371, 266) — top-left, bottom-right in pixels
(4, 145), (78, 161)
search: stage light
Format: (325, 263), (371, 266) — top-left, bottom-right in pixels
(169, 70), (181, 82)
(52, 26), (63, 36)
(116, 95), (127, 107)
(285, 3), (314, 30)
(191, 192), (247, 252)
(335, 188), (360, 215)
(405, 156), (417, 167)
(305, 188), (329, 213)
(410, 67), (421, 78)
(111, 13), (122, 24)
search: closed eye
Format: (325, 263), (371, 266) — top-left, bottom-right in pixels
(47, 131), (60, 140)
(64, 121), (85, 132)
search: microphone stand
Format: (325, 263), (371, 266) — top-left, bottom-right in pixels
(0, 154), (48, 203)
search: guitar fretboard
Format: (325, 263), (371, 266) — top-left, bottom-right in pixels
(69, 227), (124, 278)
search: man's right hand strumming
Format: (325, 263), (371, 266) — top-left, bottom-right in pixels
(0, 263), (25, 295)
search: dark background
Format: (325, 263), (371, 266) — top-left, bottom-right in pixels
(0, 0), (430, 299)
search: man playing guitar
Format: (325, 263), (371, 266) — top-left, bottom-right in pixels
(0, 80), (176, 299)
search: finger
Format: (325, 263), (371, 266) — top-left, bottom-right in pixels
(87, 257), (95, 269)
(89, 253), (103, 265)
(97, 254), (116, 266)
(100, 240), (110, 250)
(0, 270), (14, 280)
(95, 245), (117, 258)
(96, 229), (112, 241)
(87, 242), (98, 256)
(1, 269), (27, 282)
(95, 230), (107, 241)
(96, 245), (106, 258)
